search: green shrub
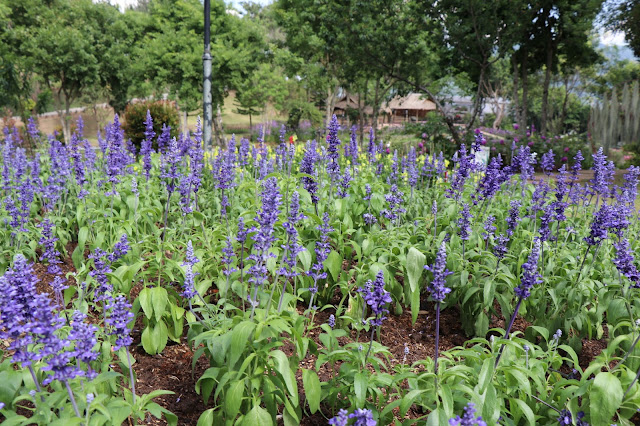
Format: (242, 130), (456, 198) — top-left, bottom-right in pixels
(122, 100), (179, 151)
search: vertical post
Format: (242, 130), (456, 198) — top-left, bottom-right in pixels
(202, 0), (213, 150)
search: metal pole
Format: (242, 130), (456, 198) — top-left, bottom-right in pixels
(202, 0), (213, 151)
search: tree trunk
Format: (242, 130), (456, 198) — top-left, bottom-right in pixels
(358, 85), (365, 147)
(372, 79), (381, 131)
(493, 101), (505, 129)
(249, 113), (253, 139)
(512, 56), (520, 129)
(519, 54), (529, 132)
(541, 45), (554, 136)
(62, 90), (72, 144)
(467, 65), (486, 130)
(558, 74), (570, 133)
(325, 83), (339, 127)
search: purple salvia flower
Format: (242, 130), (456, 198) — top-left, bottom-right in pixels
(239, 137), (250, 166)
(447, 144), (474, 200)
(39, 218), (62, 275)
(236, 219), (248, 246)
(89, 248), (114, 303)
(538, 204), (555, 243)
(157, 123), (171, 154)
(131, 176), (139, 196)
(482, 215), (496, 243)
(493, 234), (509, 260)
(449, 402), (486, 426)
(360, 271), (392, 327)
(337, 168), (352, 198)
(300, 140), (319, 206)
(27, 117), (40, 145)
(367, 127), (376, 161)
(349, 408), (377, 426)
(381, 184), (406, 223)
(308, 212), (333, 284)
(472, 129), (485, 153)
(408, 147), (418, 190)
(140, 110), (155, 181)
(425, 242), (453, 302)
(184, 240), (200, 267)
(34, 295), (76, 385)
(248, 178), (282, 309)
(105, 295), (134, 350)
(506, 200), (522, 237)
(329, 409), (350, 426)
(222, 236), (237, 277)
(541, 150), (555, 176)
(584, 204), (613, 246)
(182, 263), (199, 299)
(279, 191), (306, 278)
(613, 238), (640, 288)
(68, 310), (99, 379)
(328, 314), (335, 328)
(514, 238), (542, 299)
(457, 203), (472, 241)
(326, 115), (341, 181)
(554, 165), (569, 222)
(349, 125), (359, 166)
(109, 234), (130, 263)
(475, 154), (503, 203)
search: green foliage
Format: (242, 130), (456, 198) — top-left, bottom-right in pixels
(122, 101), (180, 150)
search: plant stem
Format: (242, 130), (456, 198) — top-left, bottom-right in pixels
(65, 381), (81, 417)
(434, 301), (441, 375)
(126, 348), (137, 404)
(495, 296), (523, 368)
(365, 326), (376, 362)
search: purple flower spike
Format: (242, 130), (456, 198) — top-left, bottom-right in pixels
(449, 402), (486, 426)
(360, 271), (392, 326)
(329, 409), (350, 426)
(514, 238), (542, 299)
(105, 295), (134, 351)
(457, 203), (472, 241)
(425, 242), (453, 302)
(39, 219), (62, 275)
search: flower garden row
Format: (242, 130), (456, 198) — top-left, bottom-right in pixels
(0, 113), (639, 425)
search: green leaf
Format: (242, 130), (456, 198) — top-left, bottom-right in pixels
(354, 372), (367, 408)
(590, 372), (623, 425)
(141, 325), (156, 354)
(400, 389), (425, 416)
(196, 408), (217, 426)
(224, 380), (245, 419)
(271, 350), (298, 400)
(477, 358), (493, 394)
(139, 288), (153, 320)
(150, 287), (169, 323)
(229, 321), (255, 368)
(511, 398), (536, 425)
(325, 250), (342, 282)
(151, 321), (168, 354)
(406, 247), (426, 293)
(298, 249), (311, 273)
(242, 405), (273, 426)
(411, 287), (421, 325)
(302, 369), (321, 414)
